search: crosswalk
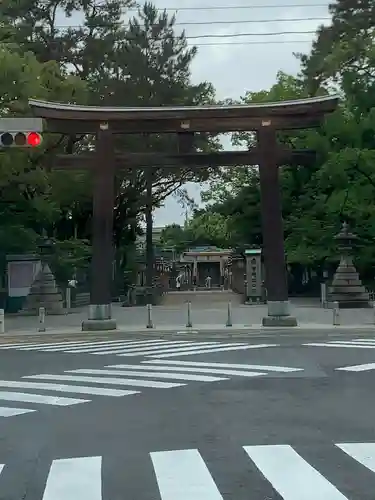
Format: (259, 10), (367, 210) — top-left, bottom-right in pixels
(337, 362), (375, 372)
(304, 338), (375, 349)
(0, 360), (302, 418)
(2, 442), (375, 499)
(0, 338), (280, 358)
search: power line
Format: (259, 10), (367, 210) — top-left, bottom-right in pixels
(34, 1), (329, 9)
(32, 29), (317, 39)
(144, 3), (329, 9)
(191, 39), (313, 46)
(182, 30), (316, 39)
(53, 16), (329, 28)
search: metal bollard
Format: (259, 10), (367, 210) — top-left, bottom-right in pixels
(320, 282), (327, 308)
(65, 287), (71, 313)
(186, 301), (192, 328)
(146, 303), (153, 328)
(226, 301), (232, 327)
(0, 309), (4, 333)
(333, 301), (340, 326)
(38, 306), (46, 332)
(373, 301), (375, 324)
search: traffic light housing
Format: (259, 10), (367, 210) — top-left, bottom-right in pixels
(0, 118), (43, 148)
(0, 131), (43, 148)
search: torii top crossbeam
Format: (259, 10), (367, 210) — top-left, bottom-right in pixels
(28, 95), (339, 134)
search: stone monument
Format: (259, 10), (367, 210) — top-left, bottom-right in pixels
(22, 237), (64, 315)
(327, 222), (371, 308)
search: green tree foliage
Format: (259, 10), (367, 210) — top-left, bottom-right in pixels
(201, 49), (375, 279)
(0, 41), (86, 255)
(160, 212), (233, 253)
(1, 0), (218, 257)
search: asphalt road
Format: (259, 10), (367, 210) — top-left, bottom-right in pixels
(0, 333), (375, 499)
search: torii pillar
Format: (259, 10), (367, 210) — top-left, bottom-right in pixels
(82, 123), (117, 330)
(258, 122), (297, 327)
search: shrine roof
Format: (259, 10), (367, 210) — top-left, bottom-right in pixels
(28, 95), (339, 134)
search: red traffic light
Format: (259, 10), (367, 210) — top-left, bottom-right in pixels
(27, 132), (42, 147)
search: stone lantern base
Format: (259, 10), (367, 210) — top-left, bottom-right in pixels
(327, 256), (371, 308)
(22, 263), (65, 315)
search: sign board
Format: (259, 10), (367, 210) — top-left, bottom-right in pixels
(0, 117), (44, 132)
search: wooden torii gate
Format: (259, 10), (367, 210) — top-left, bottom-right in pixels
(29, 95), (339, 330)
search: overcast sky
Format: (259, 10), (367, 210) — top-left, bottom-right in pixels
(152, 0), (331, 227)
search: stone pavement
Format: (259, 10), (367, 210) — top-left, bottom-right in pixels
(2, 300), (375, 336)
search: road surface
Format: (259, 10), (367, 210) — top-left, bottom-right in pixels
(0, 332), (374, 499)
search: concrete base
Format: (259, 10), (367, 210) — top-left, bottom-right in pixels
(262, 315), (298, 327)
(81, 319), (117, 331)
(82, 303), (117, 331)
(262, 300), (298, 327)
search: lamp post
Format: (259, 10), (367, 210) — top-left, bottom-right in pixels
(38, 235), (54, 269)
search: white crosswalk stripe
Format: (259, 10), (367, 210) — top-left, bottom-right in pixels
(0, 339), (279, 358)
(304, 338), (375, 349)
(42, 456), (102, 500)
(336, 363), (375, 372)
(1, 442), (375, 498)
(0, 359), (301, 420)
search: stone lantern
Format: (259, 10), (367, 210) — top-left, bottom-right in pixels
(327, 222), (370, 308)
(23, 235), (64, 315)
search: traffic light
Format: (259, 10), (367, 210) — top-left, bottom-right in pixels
(0, 118), (43, 148)
(0, 131), (43, 147)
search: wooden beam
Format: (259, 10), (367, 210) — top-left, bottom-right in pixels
(46, 115), (326, 134)
(53, 149), (317, 171)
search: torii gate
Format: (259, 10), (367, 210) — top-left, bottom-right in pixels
(29, 95), (339, 330)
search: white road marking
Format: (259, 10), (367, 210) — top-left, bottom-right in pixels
(90, 341), (205, 355)
(0, 391), (88, 406)
(107, 363), (266, 377)
(243, 444), (348, 500)
(63, 339), (188, 353)
(149, 344), (278, 358)
(67, 368), (227, 383)
(336, 363), (375, 372)
(13, 339), (169, 352)
(42, 456), (102, 500)
(144, 359), (302, 373)
(0, 407), (36, 417)
(102, 342), (224, 356)
(337, 443), (375, 473)
(303, 342), (375, 349)
(27, 373), (183, 389)
(0, 379), (134, 397)
(0, 340), (93, 349)
(151, 448), (223, 500)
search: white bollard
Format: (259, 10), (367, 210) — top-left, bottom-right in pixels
(65, 287), (71, 313)
(0, 309), (4, 333)
(373, 301), (375, 324)
(38, 306), (46, 332)
(146, 303), (153, 328)
(186, 301), (192, 328)
(226, 301), (232, 327)
(320, 282), (327, 308)
(333, 301), (340, 326)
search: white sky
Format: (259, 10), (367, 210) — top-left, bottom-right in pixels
(152, 0), (331, 226)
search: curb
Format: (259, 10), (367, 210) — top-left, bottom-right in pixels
(0, 324), (375, 343)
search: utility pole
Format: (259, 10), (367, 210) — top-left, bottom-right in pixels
(145, 167), (154, 291)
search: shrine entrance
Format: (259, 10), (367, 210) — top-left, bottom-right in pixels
(28, 95), (339, 329)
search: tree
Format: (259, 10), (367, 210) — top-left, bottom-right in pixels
(0, 41), (87, 256)
(160, 224), (190, 254)
(297, 0), (375, 107)
(2, 0), (219, 279)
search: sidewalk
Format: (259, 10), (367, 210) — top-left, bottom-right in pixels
(2, 301), (375, 337)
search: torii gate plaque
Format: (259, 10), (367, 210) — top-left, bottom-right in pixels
(29, 95), (339, 329)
